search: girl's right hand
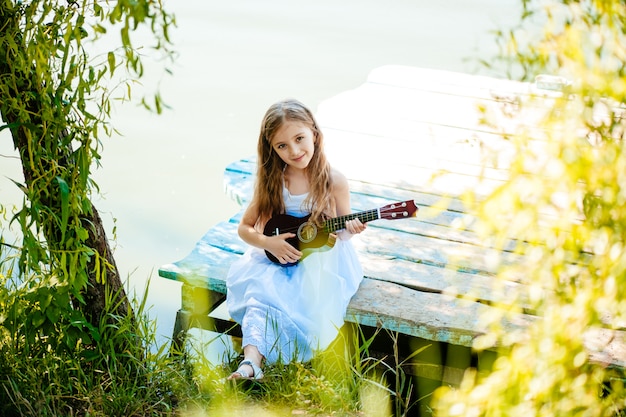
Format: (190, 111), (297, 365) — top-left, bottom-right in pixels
(266, 233), (302, 265)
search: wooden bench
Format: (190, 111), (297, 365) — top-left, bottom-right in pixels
(158, 66), (625, 382)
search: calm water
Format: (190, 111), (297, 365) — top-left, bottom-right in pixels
(0, 0), (522, 351)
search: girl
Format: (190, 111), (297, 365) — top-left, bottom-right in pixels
(226, 99), (366, 380)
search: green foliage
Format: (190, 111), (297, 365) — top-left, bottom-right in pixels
(0, 275), (198, 417)
(0, 1), (179, 414)
(434, 0), (626, 415)
(0, 0), (174, 351)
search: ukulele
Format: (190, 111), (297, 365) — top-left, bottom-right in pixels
(263, 199), (418, 265)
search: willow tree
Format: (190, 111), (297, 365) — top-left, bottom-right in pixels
(434, 1), (626, 415)
(0, 0), (173, 351)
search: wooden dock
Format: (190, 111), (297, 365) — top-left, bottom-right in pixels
(159, 65), (625, 381)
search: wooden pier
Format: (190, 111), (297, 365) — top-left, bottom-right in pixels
(159, 66), (625, 382)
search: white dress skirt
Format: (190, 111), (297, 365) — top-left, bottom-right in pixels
(226, 189), (363, 364)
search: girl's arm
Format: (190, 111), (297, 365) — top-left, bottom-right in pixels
(332, 169), (366, 240)
(238, 202), (303, 264)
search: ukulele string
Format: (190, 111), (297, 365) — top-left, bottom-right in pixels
(273, 209), (382, 235)
(272, 202), (413, 235)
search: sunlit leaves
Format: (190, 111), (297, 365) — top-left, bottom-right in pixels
(434, 0), (626, 415)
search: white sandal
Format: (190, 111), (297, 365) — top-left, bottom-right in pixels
(229, 359), (264, 380)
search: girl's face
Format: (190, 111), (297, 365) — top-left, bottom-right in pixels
(270, 121), (316, 171)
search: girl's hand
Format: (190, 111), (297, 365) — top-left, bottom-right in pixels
(339, 218), (366, 240)
(266, 233), (302, 265)
(346, 218), (366, 234)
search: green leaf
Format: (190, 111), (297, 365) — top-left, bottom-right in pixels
(31, 311), (45, 328)
(45, 305), (61, 323)
(55, 176), (70, 241)
(121, 25), (130, 48)
(107, 51), (116, 75)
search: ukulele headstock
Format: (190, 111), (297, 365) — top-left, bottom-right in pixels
(379, 200), (418, 220)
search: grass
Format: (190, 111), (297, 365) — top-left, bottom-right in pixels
(0, 270), (432, 417)
(177, 320), (429, 417)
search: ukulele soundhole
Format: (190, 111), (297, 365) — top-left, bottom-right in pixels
(297, 221), (318, 243)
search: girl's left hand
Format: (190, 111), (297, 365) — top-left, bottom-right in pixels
(345, 218), (366, 235)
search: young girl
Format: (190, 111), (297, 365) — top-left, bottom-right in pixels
(226, 99), (366, 380)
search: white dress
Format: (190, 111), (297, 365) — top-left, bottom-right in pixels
(226, 188), (363, 364)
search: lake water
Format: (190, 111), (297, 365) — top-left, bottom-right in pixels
(0, 0), (523, 354)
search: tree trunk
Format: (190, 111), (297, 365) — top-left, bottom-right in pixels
(0, 5), (132, 329)
(81, 201), (131, 325)
(2, 114), (132, 328)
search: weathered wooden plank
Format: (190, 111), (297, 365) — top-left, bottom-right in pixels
(353, 224), (523, 277)
(363, 66), (562, 101)
(159, 220), (242, 291)
(314, 68), (569, 208)
(345, 278), (532, 348)
(347, 176), (467, 211)
(318, 65), (561, 133)
(318, 94), (552, 151)
(349, 191), (517, 252)
(223, 159), (255, 207)
(335, 157), (506, 198)
(358, 253), (529, 310)
(583, 328), (626, 369)
(348, 278), (625, 368)
(326, 131), (513, 181)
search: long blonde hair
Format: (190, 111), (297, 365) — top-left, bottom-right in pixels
(253, 99), (333, 226)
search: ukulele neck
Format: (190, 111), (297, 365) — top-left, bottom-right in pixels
(323, 209), (379, 233)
